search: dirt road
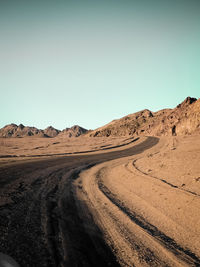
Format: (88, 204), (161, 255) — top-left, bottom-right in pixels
(0, 136), (199, 266)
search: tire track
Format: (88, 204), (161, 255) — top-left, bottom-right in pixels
(132, 160), (200, 197)
(0, 136), (159, 266)
(97, 171), (200, 266)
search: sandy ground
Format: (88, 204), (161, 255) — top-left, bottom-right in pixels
(0, 136), (136, 167)
(0, 136), (135, 157)
(0, 135), (200, 266)
(77, 135), (200, 266)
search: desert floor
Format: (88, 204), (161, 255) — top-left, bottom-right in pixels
(0, 135), (200, 266)
(0, 136), (137, 157)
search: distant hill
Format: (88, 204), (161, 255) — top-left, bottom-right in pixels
(88, 97), (200, 137)
(44, 126), (61, 137)
(0, 124), (48, 138)
(59, 125), (88, 137)
(0, 124), (88, 138)
(1, 97), (199, 138)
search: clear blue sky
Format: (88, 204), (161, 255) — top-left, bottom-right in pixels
(0, 0), (200, 130)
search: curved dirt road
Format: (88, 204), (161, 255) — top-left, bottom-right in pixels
(0, 136), (199, 266)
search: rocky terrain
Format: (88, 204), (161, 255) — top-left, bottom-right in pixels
(0, 124), (48, 138)
(43, 126), (61, 137)
(1, 97), (199, 139)
(0, 124), (88, 138)
(59, 125), (88, 138)
(88, 97), (200, 137)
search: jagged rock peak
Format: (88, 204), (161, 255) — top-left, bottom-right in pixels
(44, 126), (61, 137)
(4, 123), (18, 128)
(177, 97), (197, 108)
(45, 126), (59, 131)
(45, 126), (54, 130)
(18, 124), (25, 130)
(70, 125), (87, 131)
(60, 125), (88, 137)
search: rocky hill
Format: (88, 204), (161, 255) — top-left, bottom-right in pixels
(44, 126), (61, 137)
(0, 124), (88, 138)
(59, 125), (88, 137)
(88, 97), (200, 137)
(0, 124), (48, 138)
(1, 97), (199, 138)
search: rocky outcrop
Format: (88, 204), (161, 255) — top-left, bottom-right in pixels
(176, 97), (197, 109)
(88, 97), (199, 137)
(1, 97), (199, 138)
(175, 98), (200, 135)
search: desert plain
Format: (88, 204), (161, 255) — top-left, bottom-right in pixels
(0, 97), (200, 267)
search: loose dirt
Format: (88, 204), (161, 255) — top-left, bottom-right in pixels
(0, 135), (199, 266)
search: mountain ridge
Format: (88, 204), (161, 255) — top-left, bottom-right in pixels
(1, 97), (199, 138)
(0, 124), (88, 138)
(88, 96), (200, 137)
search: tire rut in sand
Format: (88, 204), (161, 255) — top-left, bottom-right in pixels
(132, 159), (200, 197)
(78, 163), (176, 266)
(57, 166), (120, 267)
(0, 136), (160, 266)
(97, 171), (200, 266)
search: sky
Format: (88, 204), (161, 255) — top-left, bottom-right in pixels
(0, 0), (200, 130)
